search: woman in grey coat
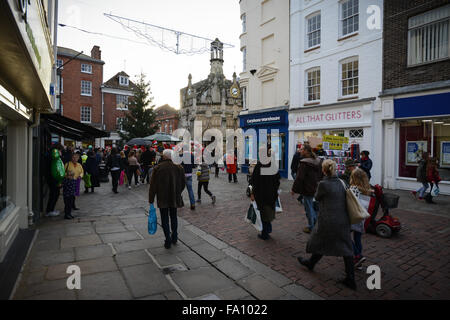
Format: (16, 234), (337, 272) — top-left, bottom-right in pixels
(297, 159), (356, 290)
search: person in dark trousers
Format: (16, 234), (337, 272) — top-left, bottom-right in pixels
(84, 150), (100, 193)
(141, 146), (156, 184)
(290, 146), (304, 204)
(291, 144), (321, 233)
(45, 148), (62, 217)
(297, 159), (356, 290)
(196, 160), (216, 204)
(250, 148), (281, 240)
(359, 150), (372, 181)
(181, 150), (196, 210)
(411, 152), (429, 201)
(107, 147), (123, 193)
(149, 149), (186, 249)
(127, 151), (140, 188)
(62, 170), (76, 220)
(226, 153), (238, 183)
(291, 146), (302, 180)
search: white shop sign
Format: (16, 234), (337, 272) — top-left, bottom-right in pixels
(289, 105), (372, 131)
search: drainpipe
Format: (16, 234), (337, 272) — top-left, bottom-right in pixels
(27, 111), (40, 227)
(101, 85), (105, 147)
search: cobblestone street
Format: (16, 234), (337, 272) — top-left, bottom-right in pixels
(13, 171), (450, 300)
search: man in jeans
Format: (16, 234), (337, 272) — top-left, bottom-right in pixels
(149, 149), (186, 249)
(181, 150), (196, 210)
(291, 144), (321, 233)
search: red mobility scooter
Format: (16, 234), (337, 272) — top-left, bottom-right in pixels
(364, 185), (401, 238)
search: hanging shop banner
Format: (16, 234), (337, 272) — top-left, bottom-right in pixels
(440, 141), (450, 168)
(322, 135), (349, 150)
(406, 141), (427, 166)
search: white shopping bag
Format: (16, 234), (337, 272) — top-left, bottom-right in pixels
(275, 197), (283, 213)
(245, 201), (263, 232)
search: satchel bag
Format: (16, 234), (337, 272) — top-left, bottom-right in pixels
(340, 179), (370, 225)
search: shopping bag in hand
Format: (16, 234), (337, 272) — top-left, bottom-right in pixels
(245, 201), (263, 232)
(119, 170), (124, 186)
(83, 173), (92, 188)
(148, 204), (158, 235)
(275, 197), (283, 213)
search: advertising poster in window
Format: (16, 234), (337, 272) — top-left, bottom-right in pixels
(322, 135), (349, 150)
(271, 136), (281, 161)
(406, 141), (427, 166)
(440, 141), (450, 168)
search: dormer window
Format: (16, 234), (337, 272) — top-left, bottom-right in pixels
(119, 76), (129, 86)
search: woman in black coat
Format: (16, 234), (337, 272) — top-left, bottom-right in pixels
(84, 151), (100, 193)
(250, 150), (280, 240)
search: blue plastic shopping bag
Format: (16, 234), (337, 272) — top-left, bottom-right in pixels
(148, 204), (157, 235)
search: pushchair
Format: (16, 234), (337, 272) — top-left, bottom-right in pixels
(364, 185), (401, 238)
(98, 160), (109, 183)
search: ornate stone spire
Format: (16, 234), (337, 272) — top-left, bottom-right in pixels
(210, 38), (224, 75)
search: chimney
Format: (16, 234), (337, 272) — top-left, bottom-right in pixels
(91, 45), (101, 60)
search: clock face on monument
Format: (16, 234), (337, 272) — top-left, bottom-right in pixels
(187, 88), (192, 95)
(230, 87), (239, 98)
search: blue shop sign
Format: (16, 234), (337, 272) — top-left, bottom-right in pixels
(240, 110), (287, 127)
(394, 92), (450, 118)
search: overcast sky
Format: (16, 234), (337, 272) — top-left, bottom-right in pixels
(58, 0), (242, 110)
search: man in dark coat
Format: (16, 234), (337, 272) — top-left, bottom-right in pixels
(290, 146), (302, 179)
(291, 144), (321, 233)
(251, 155), (281, 240)
(149, 149), (186, 249)
(140, 146), (156, 184)
(84, 151), (100, 193)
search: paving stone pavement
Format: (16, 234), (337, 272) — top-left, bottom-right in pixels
(11, 176), (322, 300)
(174, 172), (450, 300)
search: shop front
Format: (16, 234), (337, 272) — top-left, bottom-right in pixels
(0, 0), (57, 264)
(288, 100), (378, 182)
(382, 91), (450, 195)
(239, 108), (289, 178)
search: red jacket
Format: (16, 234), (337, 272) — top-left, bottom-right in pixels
(427, 166), (441, 183)
(226, 154), (237, 174)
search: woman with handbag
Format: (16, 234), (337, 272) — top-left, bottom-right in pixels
(297, 159), (356, 290)
(349, 168), (373, 269)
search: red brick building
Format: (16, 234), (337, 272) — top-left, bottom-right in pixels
(154, 104), (179, 134)
(101, 71), (137, 147)
(379, 1), (450, 194)
(57, 45), (104, 147)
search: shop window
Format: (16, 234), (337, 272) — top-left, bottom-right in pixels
(340, 57), (358, 97)
(349, 128), (364, 138)
(81, 106), (91, 123)
(329, 130), (345, 137)
(0, 119), (14, 220)
(399, 118), (450, 182)
(306, 68), (321, 102)
(306, 12), (321, 49)
(407, 4), (450, 66)
(340, 0), (359, 38)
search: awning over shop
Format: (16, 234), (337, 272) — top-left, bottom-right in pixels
(41, 113), (109, 141)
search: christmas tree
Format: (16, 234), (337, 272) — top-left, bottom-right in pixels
(119, 73), (158, 142)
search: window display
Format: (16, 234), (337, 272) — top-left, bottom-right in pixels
(399, 118), (450, 181)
